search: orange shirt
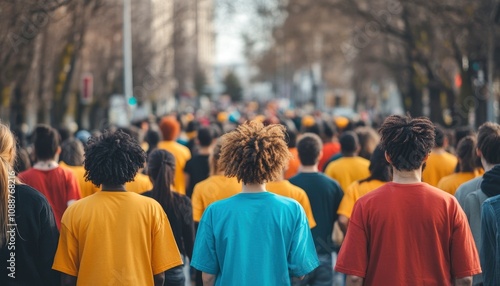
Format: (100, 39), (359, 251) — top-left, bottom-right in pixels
(60, 162), (100, 198)
(318, 142), (341, 171)
(125, 172), (153, 194)
(422, 151), (458, 187)
(266, 180), (316, 228)
(191, 175), (242, 221)
(157, 140), (191, 195)
(284, 148), (300, 179)
(337, 179), (386, 218)
(437, 171), (480, 196)
(335, 182), (481, 285)
(324, 156), (370, 191)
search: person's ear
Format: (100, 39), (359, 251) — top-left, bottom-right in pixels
(422, 153), (429, 162)
(476, 148), (482, 158)
(384, 151), (392, 164)
(56, 146), (61, 155)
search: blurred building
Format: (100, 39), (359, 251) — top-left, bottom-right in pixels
(173, 0), (215, 97)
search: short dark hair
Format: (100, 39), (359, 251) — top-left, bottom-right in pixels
(339, 131), (359, 154)
(197, 126), (216, 147)
(286, 128), (298, 148)
(297, 133), (323, 166)
(60, 139), (84, 166)
(477, 122), (500, 164)
(33, 124), (60, 161)
(379, 115), (435, 171)
(434, 125), (445, 148)
(84, 130), (146, 186)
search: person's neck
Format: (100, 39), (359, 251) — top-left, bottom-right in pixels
(198, 146), (211, 155)
(241, 183), (266, 193)
(482, 158), (497, 173)
(102, 184), (127, 192)
(392, 167), (422, 184)
(341, 152), (356, 157)
(300, 165), (318, 173)
(431, 147), (446, 154)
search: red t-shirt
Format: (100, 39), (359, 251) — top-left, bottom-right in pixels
(335, 182), (481, 285)
(19, 167), (81, 229)
(318, 142), (340, 171)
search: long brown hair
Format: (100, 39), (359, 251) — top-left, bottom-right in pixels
(0, 124), (17, 246)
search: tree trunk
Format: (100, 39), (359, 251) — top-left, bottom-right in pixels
(428, 82), (444, 125)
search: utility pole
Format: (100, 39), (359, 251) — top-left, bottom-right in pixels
(123, 0), (134, 121)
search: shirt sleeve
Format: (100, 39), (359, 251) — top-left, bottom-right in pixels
(296, 191), (316, 228)
(288, 205), (320, 277)
(190, 208), (220, 275)
(450, 202), (481, 278)
(334, 201), (368, 278)
(192, 185), (204, 222)
(480, 201), (497, 284)
(52, 223), (79, 276)
(337, 182), (356, 218)
(151, 210), (183, 274)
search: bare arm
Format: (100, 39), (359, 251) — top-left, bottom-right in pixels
(338, 215), (349, 235)
(61, 273), (77, 286)
(346, 275), (364, 286)
(202, 272), (216, 286)
(184, 173), (190, 193)
(454, 276), (472, 286)
(154, 272), (165, 286)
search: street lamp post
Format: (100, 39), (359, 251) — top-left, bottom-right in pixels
(123, 0), (134, 121)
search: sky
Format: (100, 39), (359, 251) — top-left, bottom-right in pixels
(214, 10), (249, 65)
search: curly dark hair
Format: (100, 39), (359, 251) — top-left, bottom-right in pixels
(219, 120), (290, 185)
(379, 115), (435, 171)
(83, 130), (146, 186)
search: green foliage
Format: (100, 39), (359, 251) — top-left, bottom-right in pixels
(223, 71), (243, 102)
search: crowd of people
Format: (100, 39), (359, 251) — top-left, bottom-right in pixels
(0, 107), (499, 285)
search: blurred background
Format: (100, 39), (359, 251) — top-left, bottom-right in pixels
(1, 0), (499, 131)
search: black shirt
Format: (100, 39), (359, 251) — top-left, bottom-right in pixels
(0, 184), (60, 285)
(184, 155), (210, 198)
(142, 191), (195, 259)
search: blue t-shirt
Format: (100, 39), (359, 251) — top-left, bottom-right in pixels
(191, 192), (319, 286)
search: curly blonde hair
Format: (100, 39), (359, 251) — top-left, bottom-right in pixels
(219, 121), (290, 184)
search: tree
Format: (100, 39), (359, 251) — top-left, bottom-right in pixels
(224, 71), (243, 102)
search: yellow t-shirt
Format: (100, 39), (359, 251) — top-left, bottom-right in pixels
(422, 151), (458, 187)
(337, 179), (387, 218)
(125, 172), (153, 194)
(324, 156), (370, 191)
(60, 162), (100, 198)
(266, 180), (317, 228)
(437, 171), (480, 195)
(52, 191), (182, 285)
(157, 140), (192, 195)
(192, 175), (241, 222)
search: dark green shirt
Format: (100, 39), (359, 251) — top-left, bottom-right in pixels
(290, 172), (343, 254)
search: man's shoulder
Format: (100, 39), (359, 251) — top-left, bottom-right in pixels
(484, 195), (500, 208)
(456, 177), (483, 197)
